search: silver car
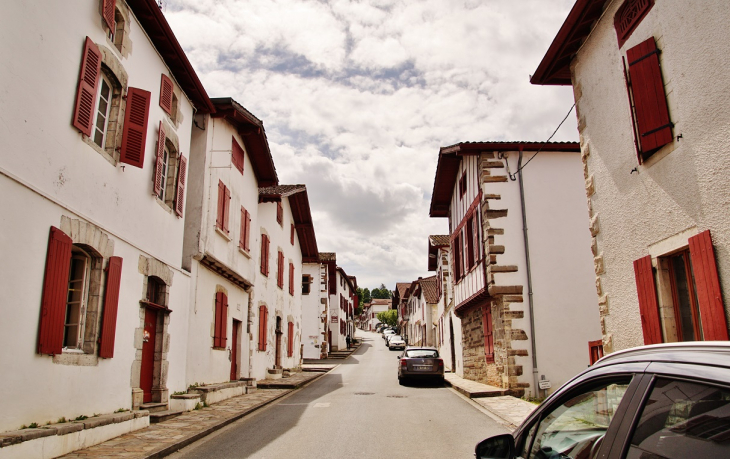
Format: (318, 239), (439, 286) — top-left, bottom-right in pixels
(397, 347), (444, 384)
(388, 335), (406, 350)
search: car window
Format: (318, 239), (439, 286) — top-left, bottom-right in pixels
(521, 379), (630, 459)
(626, 378), (730, 458)
(405, 350), (438, 358)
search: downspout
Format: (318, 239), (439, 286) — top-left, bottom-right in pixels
(517, 146), (541, 398)
(247, 286), (254, 379)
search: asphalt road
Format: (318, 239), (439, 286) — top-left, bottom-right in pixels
(169, 330), (507, 459)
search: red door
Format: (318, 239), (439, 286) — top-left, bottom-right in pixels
(141, 308), (157, 403)
(230, 320), (240, 381)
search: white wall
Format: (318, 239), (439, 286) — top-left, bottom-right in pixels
(302, 263), (326, 359)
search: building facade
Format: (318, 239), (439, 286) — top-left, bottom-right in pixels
(429, 236), (463, 375)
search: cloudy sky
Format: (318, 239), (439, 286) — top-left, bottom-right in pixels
(165, 0), (578, 290)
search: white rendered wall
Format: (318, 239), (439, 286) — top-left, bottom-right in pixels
(302, 263), (325, 359)
(572, 0), (730, 351)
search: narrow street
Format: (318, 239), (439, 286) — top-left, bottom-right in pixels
(169, 330), (508, 459)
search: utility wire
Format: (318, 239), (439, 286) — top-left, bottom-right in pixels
(508, 103), (576, 181)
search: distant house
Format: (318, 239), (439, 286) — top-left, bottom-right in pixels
(532, 0), (730, 352)
(406, 277), (439, 347)
(429, 235), (463, 374)
(317, 253), (356, 351)
(368, 298), (392, 331)
(429, 141), (601, 396)
(393, 282), (412, 335)
(302, 255), (331, 359)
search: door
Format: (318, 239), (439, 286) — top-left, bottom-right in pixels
(230, 319), (240, 381)
(141, 308), (157, 403)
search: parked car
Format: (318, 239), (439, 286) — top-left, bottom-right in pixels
(397, 347), (444, 384)
(383, 329), (395, 341)
(475, 342), (730, 459)
(388, 335), (406, 351)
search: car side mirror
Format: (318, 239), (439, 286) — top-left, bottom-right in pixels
(475, 434), (515, 459)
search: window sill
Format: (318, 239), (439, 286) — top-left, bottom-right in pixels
(238, 246), (251, 258)
(215, 226), (231, 241)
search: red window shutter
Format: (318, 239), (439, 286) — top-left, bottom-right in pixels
(689, 230), (729, 340)
(120, 87), (151, 168)
(291, 223), (295, 245)
(159, 74), (173, 115)
(38, 227), (73, 356)
(277, 251), (284, 288)
(457, 233), (464, 280)
(588, 340), (604, 365)
(614, 0), (654, 48)
(214, 292), (223, 348)
(102, 0), (116, 32)
(482, 305), (494, 363)
(217, 180), (225, 230)
(627, 37), (673, 158)
(277, 201), (283, 225)
(260, 235), (267, 275)
(223, 186), (231, 233)
(99, 256), (123, 358)
(221, 293), (228, 347)
(174, 155), (187, 217)
(466, 217), (474, 270)
(289, 262), (295, 295)
(244, 209), (251, 251)
(231, 137), (244, 174)
(239, 207), (246, 249)
(258, 305), (265, 350)
(287, 321), (294, 357)
(633, 255), (663, 344)
(72, 37), (102, 137)
(152, 121), (166, 196)
(261, 306), (268, 351)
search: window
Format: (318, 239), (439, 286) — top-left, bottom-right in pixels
(153, 121), (186, 216)
(102, 0), (116, 38)
(216, 180), (230, 235)
(277, 251), (284, 289)
(627, 378), (730, 459)
(64, 247), (91, 350)
(287, 321), (294, 357)
(276, 201), (283, 225)
(459, 174), (467, 199)
(634, 230), (729, 345)
(302, 275), (312, 295)
(260, 234), (270, 276)
(239, 207), (251, 252)
(258, 305), (268, 351)
(112, 7), (125, 53)
(92, 74), (113, 148)
(452, 233), (463, 281)
(146, 276), (165, 307)
(614, 0), (655, 48)
(213, 291), (228, 349)
(589, 340), (604, 365)
(231, 137), (244, 174)
(159, 74), (173, 115)
(289, 262), (295, 295)
(156, 144), (169, 201)
(624, 37), (673, 162)
(466, 216), (475, 270)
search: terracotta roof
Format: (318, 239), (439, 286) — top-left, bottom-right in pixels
(258, 185), (307, 199)
(319, 252), (336, 262)
(531, 0), (608, 86)
(419, 275), (439, 304)
(211, 98), (277, 187)
(126, 0), (214, 113)
(430, 141), (581, 218)
(428, 235), (450, 272)
(371, 299), (392, 306)
(429, 235), (450, 247)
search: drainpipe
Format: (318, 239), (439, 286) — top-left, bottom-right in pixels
(247, 287), (254, 379)
(517, 146), (541, 398)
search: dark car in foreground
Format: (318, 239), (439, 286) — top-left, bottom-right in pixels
(398, 347), (444, 384)
(475, 342), (730, 459)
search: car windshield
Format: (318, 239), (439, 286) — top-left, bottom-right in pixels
(405, 350), (438, 358)
(391, 335), (402, 341)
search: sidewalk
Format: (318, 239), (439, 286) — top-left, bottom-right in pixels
(444, 373), (537, 430)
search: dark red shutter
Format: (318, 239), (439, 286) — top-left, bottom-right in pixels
(289, 262), (295, 295)
(258, 305), (265, 350)
(291, 224), (295, 245)
(287, 321), (294, 357)
(614, 0), (654, 48)
(261, 234), (269, 275)
(232, 137), (244, 174)
(72, 37), (102, 137)
(159, 74), (173, 115)
(38, 227), (73, 355)
(223, 185), (231, 233)
(217, 181), (225, 230)
(239, 207), (246, 249)
(277, 251), (284, 288)
(244, 209), (251, 251)
(120, 87), (151, 168)
(174, 155), (187, 217)
(689, 230), (729, 341)
(633, 255), (663, 344)
(152, 122), (166, 196)
(482, 304), (494, 363)
(627, 37), (673, 157)
(99, 256), (123, 358)
(214, 292), (222, 347)
(102, 0), (116, 32)
(277, 201), (283, 225)
(221, 293), (228, 347)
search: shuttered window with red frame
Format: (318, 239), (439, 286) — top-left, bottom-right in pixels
(626, 37), (673, 162)
(258, 305), (268, 351)
(120, 87), (151, 168)
(287, 321), (294, 357)
(290, 224), (295, 245)
(466, 216), (475, 271)
(102, 0), (117, 32)
(452, 234), (462, 281)
(216, 180), (230, 234)
(214, 292), (228, 348)
(261, 234), (270, 276)
(289, 262), (295, 295)
(633, 255), (663, 344)
(276, 201), (283, 225)
(239, 207), (251, 251)
(72, 37), (102, 137)
(152, 121), (166, 197)
(277, 250), (284, 288)
(588, 340), (604, 365)
(159, 74), (173, 115)
(482, 304), (494, 363)
(98, 256), (123, 358)
(38, 227), (74, 355)
(174, 155), (187, 217)
(688, 230), (729, 341)
(231, 137), (244, 174)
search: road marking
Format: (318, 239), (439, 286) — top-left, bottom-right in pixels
(313, 402), (330, 408)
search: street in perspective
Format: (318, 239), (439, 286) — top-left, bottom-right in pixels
(3, 1), (730, 459)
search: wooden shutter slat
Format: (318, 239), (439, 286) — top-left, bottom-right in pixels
(277, 251), (284, 288)
(99, 256), (123, 358)
(72, 37), (102, 137)
(627, 37), (673, 156)
(102, 0), (116, 33)
(153, 122), (166, 196)
(159, 74), (173, 115)
(223, 186), (231, 233)
(221, 293), (228, 347)
(120, 87), (151, 168)
(633, 255), (663, 344)
(287, 321), (294, 357)
(689, 230), (729, 341)
(217, 181), (225, 230)
(174, 155), (187, 217)
(289, 262), (294, 295)
(232, 137), (244, 174)
(244, 209), (251, 251)
(38, 227), (73, 355)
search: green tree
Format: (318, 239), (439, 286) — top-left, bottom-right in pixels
(371, 283), (392, 299)
(376, 309), (397, 326)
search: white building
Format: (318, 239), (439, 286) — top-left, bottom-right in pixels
(302, 258), (331, 359)
(367, 298), (391, 331)
(325, 260), (356, 351)
(405, 277), (438, 347)
(429, 141), (602, 397)
(429, 236), (464, 375)
(532, 0), (730, 353)
(0, 0), (213, 433)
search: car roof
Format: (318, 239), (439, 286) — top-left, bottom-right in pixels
(594, 341), (730, 370)
(404, 346), (438, 351)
